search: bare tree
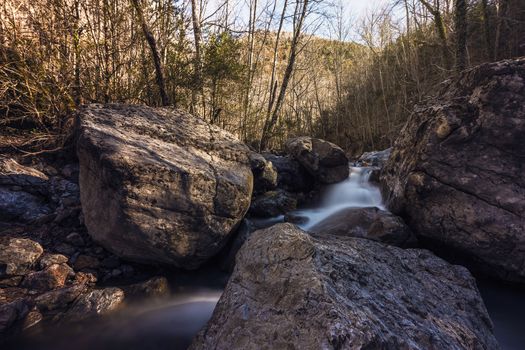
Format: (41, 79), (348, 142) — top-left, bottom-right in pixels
(454, 0), (467, 71)
(259, 0), (310, 150)
(130, 0), (170, 105)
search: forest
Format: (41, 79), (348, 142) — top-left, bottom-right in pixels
(1, 0), (525, 349)
(2, 0), (523, 154)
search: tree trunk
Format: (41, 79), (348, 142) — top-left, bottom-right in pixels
(130, 0), (170, 106)
(419, 0), (452, 70)
(190, 0), (205, 116)
(259, 0), (308, 150)
(454, 0), (467, 71)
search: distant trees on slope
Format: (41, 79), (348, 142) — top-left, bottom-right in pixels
(0, 0), (523, 153)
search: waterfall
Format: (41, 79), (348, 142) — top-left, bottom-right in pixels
(293, 167), (384, 230)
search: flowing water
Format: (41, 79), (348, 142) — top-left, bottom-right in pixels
(8, 167), (524, 349)
(292, 167), (384, 230)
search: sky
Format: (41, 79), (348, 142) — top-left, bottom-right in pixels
(203, 0), (400, 41)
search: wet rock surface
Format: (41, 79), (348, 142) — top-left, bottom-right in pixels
(381, 58), (525, 282)
(285, 137), (349, 184)
(76, 104), (253, 269)
(309, 207), (416, 247)
(192, 223), (499, 350)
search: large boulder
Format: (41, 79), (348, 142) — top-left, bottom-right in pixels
(285, 137), (349, 184)
(308, 207), (416, 247)
(192, 224), (498, 349)
(381, 58), (525, 282)
(76, 104), (253, 269)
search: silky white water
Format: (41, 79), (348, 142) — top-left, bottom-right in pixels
(294, 167), (384, 230)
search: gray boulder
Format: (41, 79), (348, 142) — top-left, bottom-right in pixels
(192, 223), (498, 350)
(76, 104), (253, 269)
(381, 58), (525, 282)
(285, 137), (349, 184)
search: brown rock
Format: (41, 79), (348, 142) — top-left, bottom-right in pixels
(76, 104), (253, 269)
(22, 263), (72, 291)
(0, 238), (43, 276)
(35, 284), (87, 311)
(122, 276), (170, 300)
(381, 58), (525, 282)
(192, 224), (498, 350)
(73, 254), (100, 271)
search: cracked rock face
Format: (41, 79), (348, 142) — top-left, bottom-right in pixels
(76, 104), (253, 269)
(191, 223), (498, 350)
(381, 58), (525, 282)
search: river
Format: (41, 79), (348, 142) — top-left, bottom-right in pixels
(8, 167), (524, 349)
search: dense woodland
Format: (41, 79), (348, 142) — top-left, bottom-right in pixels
(1, 0), (524, 153)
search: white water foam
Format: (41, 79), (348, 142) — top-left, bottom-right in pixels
(294, 167), (385, 230)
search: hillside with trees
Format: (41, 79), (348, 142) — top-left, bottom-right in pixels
(1, 0), (525, 348)
(1, 0), (524, 153)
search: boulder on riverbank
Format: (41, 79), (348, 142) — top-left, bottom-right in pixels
(285, 137), (349, 184)
(76, 104), (253, 269)
(381, 58), (525, 283)
(192, 223), (498, 350)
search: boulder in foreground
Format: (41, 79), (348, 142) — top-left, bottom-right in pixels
(76, 104), (253, 269)
(285, 137), (349, 184)
(381, 58), (525, 282)
(192, 223), (498, 350)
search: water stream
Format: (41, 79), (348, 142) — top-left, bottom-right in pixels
(292, 167), (384, 230)
(9, 167), (524, 349)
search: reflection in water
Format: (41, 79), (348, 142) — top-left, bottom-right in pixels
(293, 167), (384, 230)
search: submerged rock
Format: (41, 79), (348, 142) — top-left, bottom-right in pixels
(285, 137), (349, 184)
(192, 223), (498, 350)
(309, 207), (416, 247)
(381, 58), (525, 282)
(76, 104), (253, 269)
